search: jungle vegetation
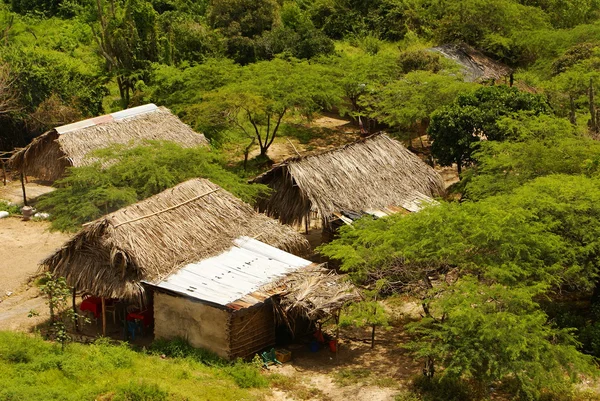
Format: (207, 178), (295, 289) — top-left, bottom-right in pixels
(3, 0), (600, 400)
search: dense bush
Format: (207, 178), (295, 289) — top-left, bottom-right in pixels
(37, 141), (269, 231)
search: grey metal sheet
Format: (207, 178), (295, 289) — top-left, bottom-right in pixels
(111, 104), (158, 120)
(151, 237), (312, 306)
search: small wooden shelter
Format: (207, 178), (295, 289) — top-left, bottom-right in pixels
(430, 43), (513, 83)
(41, 178), (355, 358)
(10, 104), (208, 181)
(251, 133), (445, 227)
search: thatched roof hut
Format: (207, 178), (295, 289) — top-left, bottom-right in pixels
(148, 238), (358, 359)
(251, 133), (445, 226)
(10, 104), (208, 181)
(430, 43), (512, 83)
(42, 178), (310, 301)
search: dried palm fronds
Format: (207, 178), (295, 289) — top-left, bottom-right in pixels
(42, 178), (311, 300)
(10, 106), (208, 181)
(275, 265), (361, 324)
(252, 133), (445, 225)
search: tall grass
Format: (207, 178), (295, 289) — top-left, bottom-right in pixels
(0, 332), (266, 401)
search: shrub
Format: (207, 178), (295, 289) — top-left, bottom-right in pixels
(0, 201), (20, 215)
(113, 381), (168, 401)
(149, 337), (224, 366)
(411, 375), (476, 401)
(37, 141), (269, 232)
(224, 359), (268, 389)
(398, 50), (442, 74)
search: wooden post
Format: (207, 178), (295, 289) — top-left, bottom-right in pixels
(72, 287), (79, 332)
(335, 310), (340, 363)
(305, 213), (309, 235)
(20, 172), (28, 206)
(1, 159), (6, 186)
(101, 297), (106, 337)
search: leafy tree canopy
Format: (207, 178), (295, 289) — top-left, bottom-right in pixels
(38, 141), (268, 231)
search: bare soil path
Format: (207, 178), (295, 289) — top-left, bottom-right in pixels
(264, 322), (421, 401)
(0, 217), (70, 331)
(0, 179), (54, 205)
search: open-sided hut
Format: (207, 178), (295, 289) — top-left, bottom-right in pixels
(42, 178), (322, 358)
(429, 43), (513, 83)
(10, 104), (208, 181)
(251, 133), (445, 228)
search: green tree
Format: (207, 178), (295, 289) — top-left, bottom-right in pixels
(38, 141), (268, 231)
(427, 86), (551, 174)
(406, 277), (593, 399)
(207, 0), (279, 63)
(93, 0), (161, 107)
(364, 71), (473, 143)
(197, 59), (340, 157)
(428, 104), (483, 174)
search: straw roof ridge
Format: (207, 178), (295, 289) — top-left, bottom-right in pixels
(10, 105), (208, 181)
(252, 133), (446, 225)
(43, 178), (310, 300)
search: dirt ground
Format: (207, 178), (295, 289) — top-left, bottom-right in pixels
(0, 178), (55, 205)
(264, 322), (421, 401)
(0, 217), (70, 331)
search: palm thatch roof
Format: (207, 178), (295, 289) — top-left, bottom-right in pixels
(275, 265), (361, 323)
(251, 133), (445, 225)
(10, 104), (208, 181)
(42, 178), (311, 301)
(430, 43), (513, 83)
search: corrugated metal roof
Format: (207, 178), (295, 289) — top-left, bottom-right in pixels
(56, 104), (159, 135)
(148, 237), (312, 308)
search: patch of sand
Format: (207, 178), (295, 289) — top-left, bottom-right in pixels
(0, 179), (54, 205)
(0, 217), (71, 331)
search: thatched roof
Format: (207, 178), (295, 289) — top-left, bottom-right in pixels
(275, 265), (361, 322)
(430, 43), (512, 83)
(42, 178), (310, 300)
(251, 133), (445, 225)
(10, 104), (208, 181)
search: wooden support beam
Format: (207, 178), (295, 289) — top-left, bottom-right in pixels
(335, 310), (340, 363)
(20, 172), (28, 206)
(101, 297), (106, 337)
(1, 159), (6, 186)
(72, 287), (79, 332)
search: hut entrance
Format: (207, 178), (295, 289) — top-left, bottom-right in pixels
(74, 290), (155, 345)
(275, 314), (312, 346)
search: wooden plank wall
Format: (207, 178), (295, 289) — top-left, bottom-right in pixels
(228, 301), (276, 359)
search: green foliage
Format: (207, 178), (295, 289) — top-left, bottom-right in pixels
(427, 85), (551, 172)
(224, 359), (269, 388)
(195, 58), (341, 156)
(37, 273), (80, 348)
(406, 277), (593, 400)
(0, 200), (20, 214)
(339, 301), (390, 330)
(466, 124), (600, 199)
(113, 381), (168, 401)
(0, 331), (265, 400)
(364, 71), (473, 134)
(397, 49), (442, 74)
(148, 337), (224, 366)
(149, 338), (267, 388)
(408, 375), (474, 401)
(37, 142), (268, 231)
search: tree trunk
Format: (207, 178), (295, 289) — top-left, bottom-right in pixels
(423, 356), (435, 378)
(569, 94), (577, 125)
